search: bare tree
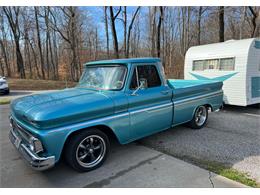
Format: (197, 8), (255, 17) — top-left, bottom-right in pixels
(179, 7), (191, 57)
(126, 6), (140, 58)
(109, 6), (121, 58)
(248, 6), (260, 37)
(1, 6), (257, 82)
(22, 9), (33, 78)
(0, 10), (11, 76)
(49, 7), (82, 81)
(34, 7), (45, 79)
(3, 7), (25, 78)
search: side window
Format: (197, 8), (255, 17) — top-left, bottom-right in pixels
(130, 65), (161, 90)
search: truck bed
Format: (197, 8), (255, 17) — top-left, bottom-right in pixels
(167, 79), (223, 125)
(167, 79), (220, 89)
(167, 79), (223, 107)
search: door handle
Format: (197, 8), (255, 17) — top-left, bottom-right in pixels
(161, 90), (170, 95)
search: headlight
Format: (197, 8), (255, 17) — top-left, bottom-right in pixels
(29, 137), (44, 154)
(0, 81), (6, 86)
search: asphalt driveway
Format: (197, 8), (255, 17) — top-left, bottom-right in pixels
(0, 104), (246, 187)
(140, 105), (260, 183)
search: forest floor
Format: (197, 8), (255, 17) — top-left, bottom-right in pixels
(0, 78), (77, 104)
(7, 78), (77, 90)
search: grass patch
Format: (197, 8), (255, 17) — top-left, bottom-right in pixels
(204, 161), (258, 187)
(0, 98), (11, 105)
(7, 78), (77, 90)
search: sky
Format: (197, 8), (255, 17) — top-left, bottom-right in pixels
(80, 6), (147, 42)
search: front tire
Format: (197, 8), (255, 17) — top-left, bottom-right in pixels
(65, 128), (110, 172)
(188, 105), (208, 129)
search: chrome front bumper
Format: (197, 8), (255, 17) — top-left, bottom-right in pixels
(9, 128), (55, 171)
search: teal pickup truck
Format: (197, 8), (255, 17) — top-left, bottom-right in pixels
(9, 58), (223, 172)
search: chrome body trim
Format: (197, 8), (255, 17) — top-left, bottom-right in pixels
(174, 90), (223, 106)
(130, 102), (173, 114)
(9, 127), (55, 171)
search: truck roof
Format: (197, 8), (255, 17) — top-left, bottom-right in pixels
(84, 57), (161, 66)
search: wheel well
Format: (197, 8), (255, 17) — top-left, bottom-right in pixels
(61, 125), (120, 160)
(204, 104), (213, 112)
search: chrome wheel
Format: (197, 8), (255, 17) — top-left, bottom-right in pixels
(195, 106), (207, 126)
(76, 135), (106, 168)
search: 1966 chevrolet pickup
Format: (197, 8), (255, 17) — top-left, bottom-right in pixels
(9, 58), (223, 172)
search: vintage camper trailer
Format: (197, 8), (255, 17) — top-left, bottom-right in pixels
(184, 38), (260, 106)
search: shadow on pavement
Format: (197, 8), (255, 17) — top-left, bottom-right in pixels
(222, 104), (260, 115)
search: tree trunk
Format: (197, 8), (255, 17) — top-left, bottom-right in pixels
(104, 7), (110, 58)
(0, 40), (10, 76)
(94, 27), (98, 60)
(123, 6), (127, 57)
(15, 38), (25, 78)
(126, 6), (140, 58)
(24, 32), (32, 79)
(109, 6), (120, 59)
(151, 7), (157, 57)
(197, 6), (202, 45)
(157, 7), (163, 58)
(29, 40), (41, 79)
(219, 6), (225, 42)
(52, 30), (59, 80)
(0, 15), (11, 76)
(249, 7), (260, 37)
(239, 7), (246, 39)
(34, 7), (45, 79)
(0, 58), (4, 76)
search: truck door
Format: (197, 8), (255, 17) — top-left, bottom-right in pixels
(127, 64), (173, 140)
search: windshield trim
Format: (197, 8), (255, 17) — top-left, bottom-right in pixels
(78, 64), (128, 91)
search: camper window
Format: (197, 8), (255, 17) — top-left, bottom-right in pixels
(192, 57), (235, 71)
(205, 59), (219, 70)
(220, 58), (235, 70)
(193, 60), (204, 71)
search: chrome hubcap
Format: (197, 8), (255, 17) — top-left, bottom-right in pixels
(195, 106), (207, 126)
(76, 135), (106, 168)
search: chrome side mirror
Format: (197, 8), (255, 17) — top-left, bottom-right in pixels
(131, 78), (147, 96)
(139, 78), (148, 89)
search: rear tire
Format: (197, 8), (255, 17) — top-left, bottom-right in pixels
(65, 128), (110, 172)
(188, 105), (208, 129)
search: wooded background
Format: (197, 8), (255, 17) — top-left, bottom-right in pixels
(0, 6), (259, 81)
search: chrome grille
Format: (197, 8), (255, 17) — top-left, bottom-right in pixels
(10, 118), (31, 145)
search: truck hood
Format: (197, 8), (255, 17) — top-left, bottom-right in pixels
(11, 88), (114, 129)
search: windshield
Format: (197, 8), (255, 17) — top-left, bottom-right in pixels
(78, 65), (127, 90)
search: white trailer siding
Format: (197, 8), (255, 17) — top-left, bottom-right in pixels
(184, 38), (260, 106)
(246, 40), (260, 105)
